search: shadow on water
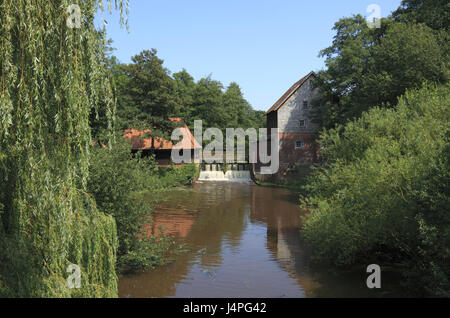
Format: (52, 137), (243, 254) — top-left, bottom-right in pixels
(119, 182), (404, 298)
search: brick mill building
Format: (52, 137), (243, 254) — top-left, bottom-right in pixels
(255, 71), (322, 179)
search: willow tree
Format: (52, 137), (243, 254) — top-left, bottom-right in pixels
(0, 0), (127, 297)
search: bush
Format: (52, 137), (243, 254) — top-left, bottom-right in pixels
(153, 163), (199, 188)
(301, 83), (450, 296)
(0, 275), (12, 298)
(87, 139), (199, 270)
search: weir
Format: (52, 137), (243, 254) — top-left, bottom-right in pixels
(198, 163), (252, 182)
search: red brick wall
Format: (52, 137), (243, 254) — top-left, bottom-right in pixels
(279, 132), (319, 165)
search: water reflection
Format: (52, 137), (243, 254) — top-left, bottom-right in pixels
(119, 182), (401, 298)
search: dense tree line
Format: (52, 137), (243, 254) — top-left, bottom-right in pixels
(91, 48), (265, 144)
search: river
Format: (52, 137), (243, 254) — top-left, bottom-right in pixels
(118, 182), (402, 298)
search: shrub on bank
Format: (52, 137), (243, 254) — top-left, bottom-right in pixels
(301, 83), (450, 297)
(88, 139), (198, 271)
(155, 163), (199, 188)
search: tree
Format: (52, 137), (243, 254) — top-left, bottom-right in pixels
(112, 57), (264, 137)
(89, 36), (118, 144)
(173, 69), (196, 124)
(190, 76), (227, 129)
(252, 110), (266, 129)
(393, 0), (450, 30)
(223, 82), (253, 128)
(310, 15), (390, 128)
(117, 49), (179, 146)
(302, 83), (450, 296)
(311, 15), (448, 129)
(0, 0), (127, 297)
(364, 23), (448, 108)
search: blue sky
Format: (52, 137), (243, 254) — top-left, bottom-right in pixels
(99, 0), (402, 111)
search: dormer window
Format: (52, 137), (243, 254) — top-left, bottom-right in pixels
(299, 120), (306, 128)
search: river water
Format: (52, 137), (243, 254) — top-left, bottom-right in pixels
(119, 182), (402, 298)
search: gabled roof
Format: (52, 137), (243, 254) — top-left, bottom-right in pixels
(123, 118), (202, 151)
(266, 71), (315, 114)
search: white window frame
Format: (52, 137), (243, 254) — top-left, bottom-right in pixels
(295, 140), (305, 149)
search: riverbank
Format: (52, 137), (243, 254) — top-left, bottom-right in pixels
(118, 167), (200, 273)
(87, 141), (200, 273)
(300, 84), (450, 297)
(253, 179), (308, 194)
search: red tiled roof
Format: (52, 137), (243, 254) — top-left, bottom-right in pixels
(266, 71), (315, 114)
(123, 118), (202, 151)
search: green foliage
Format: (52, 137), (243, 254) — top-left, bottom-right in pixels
(108, 50), (264, 138)
(301, 83), (450, 296)
(119, 235), (174, 270)
(0, 0), (127, 297)
(173, 69), (197, 123)
(184, 77), (265, 131)
(87, 139), (198, 271)
(393, 0), (450, 30)
(154, 164), (200, 188)
(312, 15), (448, 129)
(88, 140), (157, 263)
(188, 76), (227, 128)
(89, 37), (118, 144)
(117, 49), (178, 134)
(221, 163), (229, 174)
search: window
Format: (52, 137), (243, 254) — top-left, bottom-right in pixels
(303, 100), (308, 108)
(295, 141), (305, 149)
(299, 119), (306, 128)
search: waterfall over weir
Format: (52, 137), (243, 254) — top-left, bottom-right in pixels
(198, 164), (252, 182)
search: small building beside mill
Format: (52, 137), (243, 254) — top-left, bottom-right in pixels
(123, 118), (201, 166)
